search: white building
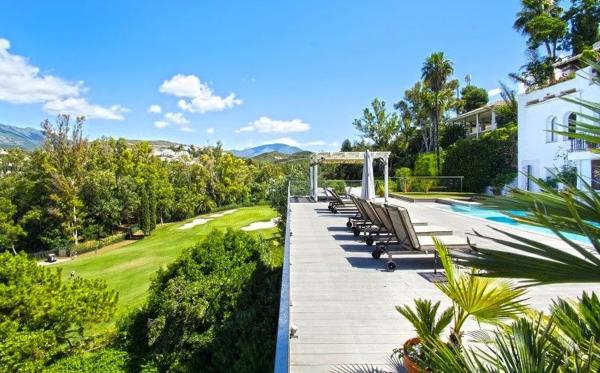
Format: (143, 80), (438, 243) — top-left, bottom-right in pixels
(517, 53), (600, 191)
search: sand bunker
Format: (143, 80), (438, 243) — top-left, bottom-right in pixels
(241, 218), (280, 231)
(178, 218), (211, 230)
(208, 209), (237, 218)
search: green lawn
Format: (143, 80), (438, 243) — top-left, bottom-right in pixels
(57, 205), (278, 321)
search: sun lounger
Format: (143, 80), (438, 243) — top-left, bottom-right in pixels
(326, 188), (357, 213)
(375, 204), (472, 271)
(370, 202), (450, 245)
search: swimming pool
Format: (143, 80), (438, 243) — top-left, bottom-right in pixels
(438, 204), (590, 244)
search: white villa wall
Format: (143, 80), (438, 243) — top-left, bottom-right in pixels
(517, 67), (600, 191)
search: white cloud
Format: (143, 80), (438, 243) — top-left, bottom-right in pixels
(236, 116), (310, 133)
(488, 88), (502, 97)
(160, 74), (242, 113)
(206, 127), (215, 134)
(148, 104), (162, 114)
(0, 37), (127, 120)
(164, 112), (189, 125)
(43, 98), (128, 120)
(154, 120), (168, 128)
(180, 126), (194, 132)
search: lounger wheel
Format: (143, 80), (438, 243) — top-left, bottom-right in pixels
(371, 248), (381, 259)
(353, 229), (360, 236)
(346, 221), (352, 228)
(365, 237), (374, 246)
(386, 261), (397, 271)
(333, 208), (338, 214)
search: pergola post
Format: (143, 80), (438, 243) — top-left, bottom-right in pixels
(475, 113), (480, 138)
(491, 109), (497, 131)
(309, 166), (314, 200)
(313, 164), (319, 201)
(384, 157), (389, 202)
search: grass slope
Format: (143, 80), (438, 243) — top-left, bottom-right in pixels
(57, 206), (278, 320)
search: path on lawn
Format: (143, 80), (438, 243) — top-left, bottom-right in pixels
(57, 206), (278, 323)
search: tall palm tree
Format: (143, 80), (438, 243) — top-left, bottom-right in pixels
(422, 52), (454, 173)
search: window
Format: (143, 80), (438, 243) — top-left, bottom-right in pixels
(546, 117), (557, 142)
(568, 113), (577, 140)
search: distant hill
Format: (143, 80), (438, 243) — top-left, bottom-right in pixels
(230, 143), (305, 158)
(252, 150), (311, 163)
(0, 123), (45, 150)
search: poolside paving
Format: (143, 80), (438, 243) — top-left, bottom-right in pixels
(288, 199), (600, 372)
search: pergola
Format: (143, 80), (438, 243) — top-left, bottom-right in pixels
(309, 151), (391, 202)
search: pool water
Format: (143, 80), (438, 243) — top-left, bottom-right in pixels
(442, 205), (590, 244)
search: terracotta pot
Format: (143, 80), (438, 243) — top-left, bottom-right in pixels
(402, 337), (430, 373)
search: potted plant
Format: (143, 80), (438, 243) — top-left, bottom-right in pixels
(395, 299), (453, 372)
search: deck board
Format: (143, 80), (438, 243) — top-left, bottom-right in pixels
(289, 200), (600, 372)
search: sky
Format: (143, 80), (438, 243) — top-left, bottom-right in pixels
(0, 0), (528, 151)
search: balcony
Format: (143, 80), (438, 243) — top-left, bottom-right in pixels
(570, 138), (600, 152)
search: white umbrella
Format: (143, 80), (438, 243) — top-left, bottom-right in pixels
(361, 150), (375, 200)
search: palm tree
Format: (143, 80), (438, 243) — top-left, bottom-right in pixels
(422, 52), (453, 173)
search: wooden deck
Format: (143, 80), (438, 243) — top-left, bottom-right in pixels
(288, 200), (600, 372)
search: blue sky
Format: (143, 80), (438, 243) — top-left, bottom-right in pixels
(0, 0), (527, 151)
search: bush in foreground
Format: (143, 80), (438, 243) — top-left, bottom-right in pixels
(0, 252), (117, 372)
(119, 229), (282, 373)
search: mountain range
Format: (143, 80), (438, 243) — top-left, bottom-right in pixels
(0, 123), (308, 159)
(0, 123), (45, 150)
(230, 143), (305, 158)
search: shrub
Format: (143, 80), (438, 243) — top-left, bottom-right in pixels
(490, 172), (517, 195)
(45, 349), (129, 373)
(395, 167), (413, 192)
(413, 153), (444, 192)
(0, 253), (117, 372)
(323, 180), (347, 195)
(443, 124), (517, 192)
(375, 180), (385, 197)
(119, 229), (282, 373)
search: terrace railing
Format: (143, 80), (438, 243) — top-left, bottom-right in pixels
(391, 176), (464, 193)
(274, 181), (292, 373)
(570, 138), (600, 152)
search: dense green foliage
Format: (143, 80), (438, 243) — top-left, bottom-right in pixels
(460, 85), (488, 113)
(118, 229), (281, 373)
(512, 0), (600, 88)
(0, 115), (287, 254)
(44, 349), (129, 373)
(443, 124), (517, 192)
(0, 252), (117, 372)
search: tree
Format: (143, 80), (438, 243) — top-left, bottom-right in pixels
(564, 0), (600, 54)
(496, 81), (518, 126)
(395, 81), (433, 152)
(514, 0), (566, 60)
(440, 122), (467, 148)
(353, 98), (400, 149)
(422, 52), (455, 173)
(120, 230), (281, 372)
(460, 85), (488, 113)
(0, 197), (25, 254)
(0, 252), (117, 371)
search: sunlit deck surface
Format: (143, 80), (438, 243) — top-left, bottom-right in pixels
(289, 199), (600, 372)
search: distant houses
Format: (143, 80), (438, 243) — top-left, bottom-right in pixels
(517, 44), (600, 191)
